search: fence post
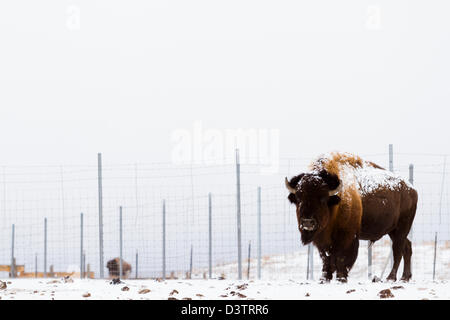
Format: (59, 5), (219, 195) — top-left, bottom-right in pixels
(83, 252), (86, 278)
(189, 245), (193, 279)
(135, 250), (138, 279)
(162, 199), (166, 280)
(257, 186), (261, 280)
(409, 164), (414, 185)
(433, 232), (438, 281)
(368, 242), (372, 280)
(119, 206), (123, 278)
(438, 156), (446, 225)
(388, 144), (394, 270)
(306, 244), (311, 280)
(247, 241), (251, 280)
(80, 212), (84, 279)
(10, 224), (15, 278)
(235, 148), (242, 280)
(35, 253), (38, 278)
(44, 217), (47, 278)
(97, 153), (104, 279)
(388, 144), (394, 176)
(409, 164), (414, 236)
(408, 164), (414, 275)
(208, 192), (212, 279)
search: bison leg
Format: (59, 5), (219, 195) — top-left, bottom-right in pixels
(319, 249), (334, 282)
(386, 234), (406, 282)
(335, 237), (359, 283)
(344, 237), (359, 274)
(400, 239), (412, 281)
(335, 256), (347, 282)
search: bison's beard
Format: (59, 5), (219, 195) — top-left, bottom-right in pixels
(300, 230), (316, 245)
(300, 230), (315, 245)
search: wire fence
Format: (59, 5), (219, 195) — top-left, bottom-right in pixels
(0, 149), (449, 281)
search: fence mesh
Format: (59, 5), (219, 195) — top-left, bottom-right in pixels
(0, 152), (449, 281)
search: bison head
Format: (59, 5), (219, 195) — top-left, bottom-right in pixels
(285, 170), (342, 245)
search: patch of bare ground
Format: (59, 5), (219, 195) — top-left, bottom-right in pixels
(378, 289), (394, 299)
(138, 289), (151, 294)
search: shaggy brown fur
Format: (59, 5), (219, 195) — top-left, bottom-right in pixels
(106, 258), (132, 278)
(286, 152), (417, 282)
(310, 152), (364, 175)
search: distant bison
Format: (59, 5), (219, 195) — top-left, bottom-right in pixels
(106, 258), (132, 278)
(285, 152), (417, 282)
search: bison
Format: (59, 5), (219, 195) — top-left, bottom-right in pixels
(106, 258), (132, 278)
(285, 152), (417, 282)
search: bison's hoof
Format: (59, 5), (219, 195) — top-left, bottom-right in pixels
(386, 276), (397, 282)
(400, 275), (411, 282)
(372, 276), (382, 283)
(320, 274), (332, 284)
(337, 277), (347, 283)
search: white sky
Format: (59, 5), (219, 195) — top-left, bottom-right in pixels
(0, 1), (449, 166)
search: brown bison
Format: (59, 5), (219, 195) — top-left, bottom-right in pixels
(285, 152), (417, 282)
(106, 258), (132, 278)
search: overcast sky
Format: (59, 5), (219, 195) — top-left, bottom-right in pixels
(0, 1), (449, 166)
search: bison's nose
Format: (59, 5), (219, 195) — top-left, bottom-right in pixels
(300, 218), (317, 231)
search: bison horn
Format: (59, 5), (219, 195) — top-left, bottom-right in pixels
(328, 181), (343, 196)
(285, 177), (297, 194)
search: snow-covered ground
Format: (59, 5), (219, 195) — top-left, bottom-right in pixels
(1, 278), (449, 300)
(1, 241), (449, 300)
(190, 240), (450, 281)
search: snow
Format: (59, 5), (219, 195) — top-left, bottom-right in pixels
(348, 163), (411, 196)
(1, 241), (449, 300)
(312, 152), (415, 196)
(0, 278), (449, 300)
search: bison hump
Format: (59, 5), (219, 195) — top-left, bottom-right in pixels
(348, 164), (412, 196)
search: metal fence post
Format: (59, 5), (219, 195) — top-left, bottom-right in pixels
(409, 164), (414, 237)
(388, 144), (394, 270)
(389, 144), (394, 172)
(438, 156), (446, 226)
(80, 212), (84, 279)
(368, 241), (372, 280)
(189, 245), (193, 279)
(379, 144), (396, 279)
(35, 254), (37, 278)
(135, 250), (138, 279)
(98, 153), (104, 279)
(433, 232), (438, 281)
(306, 244), (311, 280)
(162, 199), (166, 280)
(83, 252), (86, 278)
(247, 241), (251, 280)
(10, 224), (15, 278)
(119, 206), (123, 278)
(408, 163), (414, 275)
(257, 186), (261, 280)
(235, 148), (242, 280)
(208, 192), (212, 279)
(44, 217), (47, 277)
